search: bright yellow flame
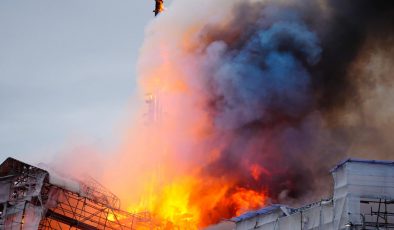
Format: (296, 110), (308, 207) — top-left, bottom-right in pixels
(107, 213), (115, 222)
(159, 181), (198, 222)
(126, 177), (200, 229)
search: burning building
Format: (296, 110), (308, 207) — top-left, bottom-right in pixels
(104, 0), (394, 227)
(2, 0), (392, 228)
(0, 157), (156, 229)
(105, 0), (394, 226)
(232, 159), (394, 229)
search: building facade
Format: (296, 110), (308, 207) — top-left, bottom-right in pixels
(233, 159), (394, 230)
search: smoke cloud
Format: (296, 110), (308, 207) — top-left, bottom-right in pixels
(99, 0), (394, 227)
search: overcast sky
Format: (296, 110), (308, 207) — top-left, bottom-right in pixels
(0, 0), (164, 164)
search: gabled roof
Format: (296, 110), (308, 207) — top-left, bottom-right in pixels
(331, 158), (394, 172)
(231, 205), (287, 222)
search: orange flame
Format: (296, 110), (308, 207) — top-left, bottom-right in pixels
(155, 0), (164, 15)
(159, 2), (164, 13)
(250, 164), (271, 181)
(103, 7), (269, 227)
(230, 188), (267, 216)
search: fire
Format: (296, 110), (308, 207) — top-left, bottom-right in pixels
(158, 2), (164, 14)
(107, 213), (116, 222)
(124, 177), (200, 228)
(230, 188), (267, 216)
(103, 39), (272, 226)
(106, 211), (129, 223)
(103, 1), (272, 227)
(250, 164), (271, 181)
(118, 172), (268, 227)
(154, 0), (165, 16)
(157, 181), (198, 222)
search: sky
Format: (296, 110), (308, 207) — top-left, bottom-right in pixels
(0, 0), (165, 165)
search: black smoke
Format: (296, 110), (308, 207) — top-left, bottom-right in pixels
(192, 0), (394, 223)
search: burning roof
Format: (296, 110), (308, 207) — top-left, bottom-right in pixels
(0, 157), (155, 229)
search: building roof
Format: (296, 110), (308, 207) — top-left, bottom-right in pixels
(0, 157), (121, 209)
(0, 157), (48, 178)
(331, 158), (394, 172)
(231, 205), (286, 223)
(231, 158), (394, 224)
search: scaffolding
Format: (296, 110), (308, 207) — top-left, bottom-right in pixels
(0, 157), (158, 229)
(356, 198), (394, 229)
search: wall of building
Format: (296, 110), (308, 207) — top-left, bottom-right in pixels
(235, 160), (394, 230)
(332, 161), (394, 228)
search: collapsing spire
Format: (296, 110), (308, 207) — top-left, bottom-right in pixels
(154, 0), (164, 16)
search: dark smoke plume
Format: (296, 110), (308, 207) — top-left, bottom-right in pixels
(191, 0), (394, 223)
